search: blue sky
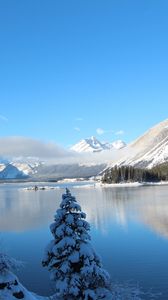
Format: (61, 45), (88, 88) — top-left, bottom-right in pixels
(0, 0), (168, 147)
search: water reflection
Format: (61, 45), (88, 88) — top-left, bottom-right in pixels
(1, 184), (168, 241)
(0, 187), (62, 231)
(73, 186), (168, 240)
(138, 192), (168, 239)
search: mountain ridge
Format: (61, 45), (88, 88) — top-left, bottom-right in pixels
(109, 119), (168, 169)
(1, 119), (168, 179)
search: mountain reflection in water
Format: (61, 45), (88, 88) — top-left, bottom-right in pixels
(1, 183), (168, 241)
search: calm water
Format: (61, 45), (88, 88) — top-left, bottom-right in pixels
(1, 182), (168, 299)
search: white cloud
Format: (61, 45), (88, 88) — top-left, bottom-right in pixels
(96, 128), (105, 135)
(115, 130), (124, 135)
(74, 127), (80, 132)
(76, 117), (83, 121)
(96, 128), (114, 135)
(0, 135), (130, 166)
(0, 115), (8, 122)
(0, 136), (71, 160)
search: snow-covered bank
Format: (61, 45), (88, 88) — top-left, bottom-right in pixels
(100, 182), (144, 188)
(0, 272), (41, 300)
(0, 253), (48, 300)
(73, 183), (96, 189)
(143, 181), (168, 186)
(100, 181), (168, 188)
(57, 177), (86, 183)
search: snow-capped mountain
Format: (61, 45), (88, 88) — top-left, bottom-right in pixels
(3, 118), (168, 180)
(0, 164), (27, 179)
(71, 136), (108, 152)
(11, 162), (39, 175)
(71, 136), (126, 153)
(0, 160), (106, 180)
(0, 161), (41, 179)
(111, 119), (168, 169)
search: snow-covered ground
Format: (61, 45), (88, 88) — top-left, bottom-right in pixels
(0, 262), (47, 300)
(73, 183), (96, 189)
(99, 181), (168, 188)
(100, 182), (143, 188)
(57, 178), (86, 183)
(142, 181), (168, 186)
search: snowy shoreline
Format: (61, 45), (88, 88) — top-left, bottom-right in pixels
(21, 180), (168, 191)
(99, 181), (168, 188)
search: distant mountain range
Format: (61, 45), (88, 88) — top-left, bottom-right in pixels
(0, 161), (40, 179)
(0, 136), (126, 180)
(1, 119), (168, 180)
(71, 136), (126, 153)
(0, 161), (106, 180)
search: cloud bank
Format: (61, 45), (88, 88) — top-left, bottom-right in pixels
(0, 137), (71, 160)
(0, 136), (130, 165)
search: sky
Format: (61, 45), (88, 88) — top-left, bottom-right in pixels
(0, 0), (168, 149)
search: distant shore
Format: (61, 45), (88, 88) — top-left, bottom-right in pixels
(100, 181), (168, 187)
(1, 177), (168, 188)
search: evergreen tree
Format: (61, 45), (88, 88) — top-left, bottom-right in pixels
(42, 189), (112, 300)
(102, 165), (163, 184)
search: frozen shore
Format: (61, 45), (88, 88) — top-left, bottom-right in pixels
(21, 180), (168, 192)
(99, 181), (168, 188)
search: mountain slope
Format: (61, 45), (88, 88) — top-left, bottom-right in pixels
(0, 161), (41, 179)
(0, 164), (28, 179)
(35, 163), (106, 180)
(12, 162), (39, 175)
(111, 119), (168, 169)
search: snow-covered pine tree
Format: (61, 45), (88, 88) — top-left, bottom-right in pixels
(42, 188), (112, 300)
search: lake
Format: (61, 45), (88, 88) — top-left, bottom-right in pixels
(1, 182), (168, 299)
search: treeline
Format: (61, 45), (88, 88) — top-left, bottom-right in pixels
(102, 164), (168, 184)
(152, 162), (168, 181)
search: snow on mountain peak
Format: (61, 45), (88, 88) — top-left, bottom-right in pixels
(71, 137), (126, 153)
(71, 136), (105, 153)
